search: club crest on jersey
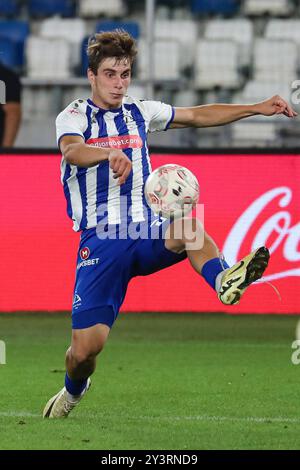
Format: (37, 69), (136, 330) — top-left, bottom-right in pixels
(80, 247), (90, 260)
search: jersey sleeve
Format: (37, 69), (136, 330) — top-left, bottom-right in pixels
(56, 104), (87, 149)
(142, 100), (175, 133)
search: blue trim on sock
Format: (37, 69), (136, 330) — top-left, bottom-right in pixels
(201, 257), (230, 290)
(65, 373), (87, 396)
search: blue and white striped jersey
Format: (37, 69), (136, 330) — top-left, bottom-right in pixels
(56, 96), (174, 231)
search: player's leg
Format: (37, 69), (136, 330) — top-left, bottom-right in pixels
(164, 216), (269, 305)
(43, 229), (134, 418)
(65, 323), (110, 381)
(43, 322), (111, 419)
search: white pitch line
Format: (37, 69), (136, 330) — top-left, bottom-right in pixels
(1, 411), (300, 425)
(0, 411), (40, 418)
(154, 415), (300, 424)
(79, 413), (300, 425)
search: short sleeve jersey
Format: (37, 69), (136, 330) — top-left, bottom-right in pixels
(56, 96), (174, 231)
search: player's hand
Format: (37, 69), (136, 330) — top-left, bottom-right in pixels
(256, 95), (298, 118)
(108, 149), (132, 185)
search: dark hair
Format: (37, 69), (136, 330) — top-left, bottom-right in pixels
(87, 29), (137, 74)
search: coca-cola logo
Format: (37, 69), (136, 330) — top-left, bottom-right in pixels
(223, 187), (300, 281)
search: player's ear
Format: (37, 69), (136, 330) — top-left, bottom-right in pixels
(87, 68), (95, 86)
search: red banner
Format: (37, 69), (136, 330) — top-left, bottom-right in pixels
(1, 153), (299, 313)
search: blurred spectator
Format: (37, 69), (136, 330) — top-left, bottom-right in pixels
(0, 62), (21, 147)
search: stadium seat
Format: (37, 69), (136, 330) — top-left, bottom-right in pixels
(191, 0), (239, 15)
(0, 37), (19, 68)
(0, 20), (29, 42)
(0, 0), (19, 17)
(79, 0), (126, 18)
(126, 83), (146, 100)
(0, 20), (29, 67)
(253, 39), (298, 83)
(95, 21), (140, 39)
(80, 36), (89, 75)
(234, 80), (292, 104)
(265, 19), (300, 44)
(244, 0), (293, 16)
(26, 37), (72, 78)
(232, 80), (293, 145)
(204, 19), (253, 66)
(28, 0), (75, 17)
(194, 40), (241, 90)
(138, 39), (180, 81)
(39, 18), (86, 69)
(231, 120), (278, 146)
(154, 20), (198, 70)
(173, 90), (198, 107)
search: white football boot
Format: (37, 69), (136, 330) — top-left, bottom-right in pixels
(43, 378), (91, 419)
(218, 246), (270, 305)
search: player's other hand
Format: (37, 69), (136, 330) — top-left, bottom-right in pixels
(108, 149), (132, 185)
(257, 95), (298, 118)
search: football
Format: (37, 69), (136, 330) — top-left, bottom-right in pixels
(144, 164), (200, 219)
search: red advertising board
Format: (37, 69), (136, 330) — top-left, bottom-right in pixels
(1, 153), (299, 314)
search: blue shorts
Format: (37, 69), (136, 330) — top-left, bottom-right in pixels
(72, 216), (187, 329)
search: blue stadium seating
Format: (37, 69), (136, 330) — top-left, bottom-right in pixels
(0, 21), (29, 67)
(191, 0), (239, 15)
(95, 21), (140, 40)
(28, 0), (75, 17)
(80, 36), (89, 76)
(0, 0), (19, 17)
(0, 37), (19, 68)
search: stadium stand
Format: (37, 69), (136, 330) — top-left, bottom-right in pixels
(95, 21), (140, 39)
(253, 39), (298, 83)
(0, 0), (297, 148)
(204, 19), (253, 67)
(154, 20), (198, 71)
(0, 0), (20, 17)
(78, 0), (127, 18)
(0, 36), (19, 68)
(0, 20), (29, 67)
(138, 38), (181, 80)
(26, 37), (72, 78)
(28, 0), (76, 18)
(243, 0), (294, 16)
(195, 40), (241, 90)
(191, 0), (239, 16)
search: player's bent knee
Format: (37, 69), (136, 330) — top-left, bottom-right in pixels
(71, 346), (102, 366)
(166, 216), (204, 252)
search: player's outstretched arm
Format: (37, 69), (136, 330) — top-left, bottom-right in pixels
(60, 135), (132, 185)
(170, 95), (297, 129)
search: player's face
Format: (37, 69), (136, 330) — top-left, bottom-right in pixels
(88, 57), (131, 109)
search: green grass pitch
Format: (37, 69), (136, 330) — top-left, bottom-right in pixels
(0, 312), (300, 450)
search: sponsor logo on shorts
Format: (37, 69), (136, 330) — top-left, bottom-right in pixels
(77, 257), (100, 269)
(80, 247), (90, 260)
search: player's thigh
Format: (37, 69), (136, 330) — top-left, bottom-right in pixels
(133, 235), (187, 276)
(165, 216), (204, 253)
(72, 229), (135, 330)
(71, 323), (110, 361)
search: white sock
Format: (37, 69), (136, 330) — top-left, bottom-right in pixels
(215, 268), (229, 292)
(66, 391), (80, 401)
